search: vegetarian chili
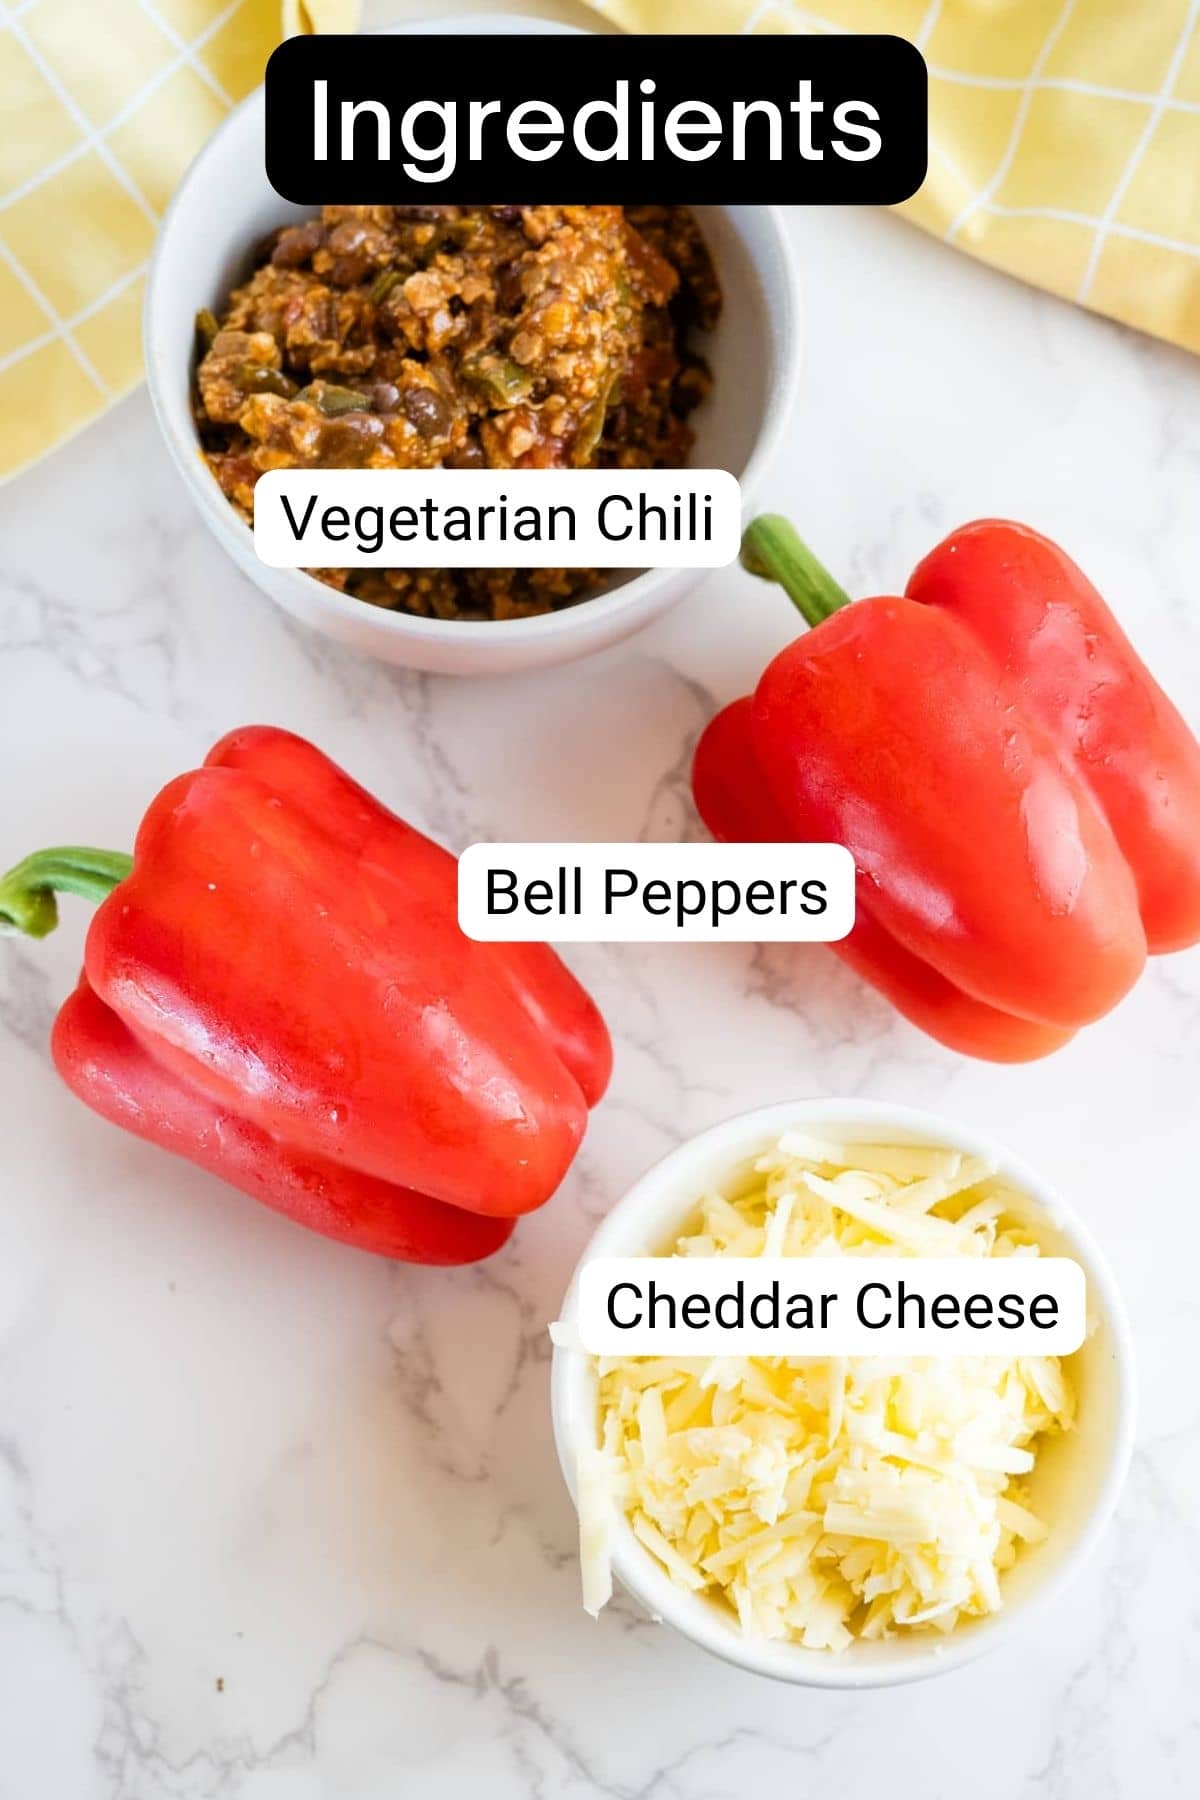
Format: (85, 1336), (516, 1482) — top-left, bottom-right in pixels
(194, 203), (719, 621)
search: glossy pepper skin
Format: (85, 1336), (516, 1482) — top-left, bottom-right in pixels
(0, 727), (612, 1262)
(693, 518), (1200, 1062)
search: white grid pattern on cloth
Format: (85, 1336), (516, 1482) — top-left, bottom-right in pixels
(6, 10), (164, 226)
(0, 229), (111, 391)
(915, 0), (945, 49)
(943, 0), (1083, 243)
(0, 0), (248, 401)
(0, 258), (148, 383)
(741, 0), (1200, 276)
(1075, 0), (1200, 300)
(137, 0), (238, 109)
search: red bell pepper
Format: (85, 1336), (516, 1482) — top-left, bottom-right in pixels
(693, 517), (1200, 1062)
(0, 726), (611, 1262)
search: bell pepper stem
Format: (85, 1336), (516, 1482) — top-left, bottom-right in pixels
(0, 847), (133, 940)
(741, 515), (853, 628)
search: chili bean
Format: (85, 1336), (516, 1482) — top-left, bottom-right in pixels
(446, 440), (486, 470)
(315, 414), (388, 469)
(272, 222), (325, 268)
(401, 386), (452, 440)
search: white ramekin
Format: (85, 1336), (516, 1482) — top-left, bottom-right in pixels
(143, 15), (802, 677)
(551, 1098), (1136, 1689)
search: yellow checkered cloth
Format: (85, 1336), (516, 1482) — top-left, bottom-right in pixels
(587, 0), (1200, 356)
(0, 0), (355, 482)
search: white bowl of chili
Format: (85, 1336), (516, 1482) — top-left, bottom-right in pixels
(143, 16), (802, 677)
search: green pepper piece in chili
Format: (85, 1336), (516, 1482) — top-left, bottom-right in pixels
(460, 353), (533, 408)
(369, 267), (401, 305)
(238, 365), (298, 400)
(195, 308), (220, 354)
(569, 375), (618, 468)
(295, 383), (373, 417)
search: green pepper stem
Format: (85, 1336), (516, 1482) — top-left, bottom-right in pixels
(0, 847), (132, 940)
(741, 515), (853, 628)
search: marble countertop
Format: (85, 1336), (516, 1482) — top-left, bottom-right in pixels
(3, 184), (1200, 1797)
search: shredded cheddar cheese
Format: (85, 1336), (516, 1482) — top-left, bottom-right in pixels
(583, 1132), (1074, 1648)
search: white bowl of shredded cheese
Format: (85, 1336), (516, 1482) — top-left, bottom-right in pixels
(550, 1099), (1135, 1687)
